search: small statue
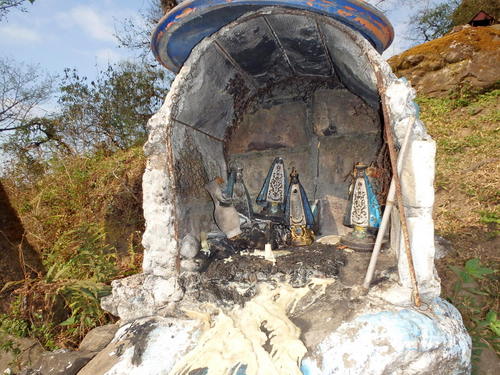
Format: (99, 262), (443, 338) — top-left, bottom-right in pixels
(224, 163), (253, 222)
(285, 168), (315, 246)
(205, 177), (242, 239)
(256, 157), (287, 217)
(341, 163), (382, 251)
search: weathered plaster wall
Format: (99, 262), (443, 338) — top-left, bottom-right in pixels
(227, 87), (382, 235)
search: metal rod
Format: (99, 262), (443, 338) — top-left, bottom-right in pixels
(213, 40), (259, 90)
(374, 71), (421, 307)
(363, 116), (414, 290)
(173, 117), (225, 143)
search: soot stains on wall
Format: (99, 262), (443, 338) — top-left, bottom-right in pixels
(225, 84), (382, 235)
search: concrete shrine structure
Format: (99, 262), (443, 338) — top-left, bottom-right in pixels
(94, 2), (472, 374)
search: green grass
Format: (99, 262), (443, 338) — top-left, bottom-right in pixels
(418, 88), (499, 365)
(449, 259), (498, 371)
(417, 89), (500, 236)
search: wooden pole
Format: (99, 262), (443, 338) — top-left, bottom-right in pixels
(363, 116), (414, 290)
(373, 71), (421, 307)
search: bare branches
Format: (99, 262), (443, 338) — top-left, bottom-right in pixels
(114, 0), (177, 65)
(364, 0), (419, 13)
(405, 0), (461, 44)
(1, 62), (170, 180)
(0, 58), (54, 133)
(0, 0), (35, 22)
(114, 0), (165, 64)
(159, 0), (177, 14)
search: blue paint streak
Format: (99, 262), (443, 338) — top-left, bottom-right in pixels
(300, 362), (313, 375)
(234, 364), (248, 375)
(365, 174), (382, 228)
(355, 309), (448, 353)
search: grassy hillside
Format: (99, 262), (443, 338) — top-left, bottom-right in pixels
(417, 89), (499, 365)
(1, 147), (145, 349)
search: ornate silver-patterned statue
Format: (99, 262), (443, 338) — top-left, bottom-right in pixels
(341, 163), (382, 250)
(285, 168), (315, 246)
(256, 157), (287, 217)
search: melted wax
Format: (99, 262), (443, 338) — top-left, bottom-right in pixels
(169, 280), (333, 375)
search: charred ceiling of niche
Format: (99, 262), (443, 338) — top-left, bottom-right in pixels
(154, 6), (389, 112)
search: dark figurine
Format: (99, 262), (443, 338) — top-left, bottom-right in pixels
(224, 163), (253, 222)
(285, 168), (314, 246)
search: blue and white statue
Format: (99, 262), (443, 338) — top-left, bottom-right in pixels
(343, 163), (382, 229)
(256, 157), (288, 217)
(285, 168), (315, 246)
(341, 163), (382, 251)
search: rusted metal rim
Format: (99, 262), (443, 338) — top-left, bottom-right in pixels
(151, 0), (394, 72)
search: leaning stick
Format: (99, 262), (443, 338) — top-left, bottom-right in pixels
(362, 116), (414, 289)
(368, 72), (421, 307)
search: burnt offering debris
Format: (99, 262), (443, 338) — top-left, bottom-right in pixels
(179, 243), (347, 307)
(205, 243), (345, 285)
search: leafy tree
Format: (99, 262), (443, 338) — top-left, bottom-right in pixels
(0, 57), (54, 133)
(407, 1), (461, 43)
(0, 0), (35, 22)
(406, 0), (499, 44)
(57, 62), (170, 151)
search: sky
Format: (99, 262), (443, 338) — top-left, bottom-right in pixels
(0, 0), (434, 79)
(0, 0), (441, 170)
(0, 0), (151, 81)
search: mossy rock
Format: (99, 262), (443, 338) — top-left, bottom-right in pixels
(388, 25), (500, 97)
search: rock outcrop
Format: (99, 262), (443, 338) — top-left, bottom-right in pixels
(4, 325), (118, 375)
(389, 25), (500, 97)
(0, 182), (43, 309)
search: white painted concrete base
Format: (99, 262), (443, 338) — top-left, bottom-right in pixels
(87, 292), (471, 375)
(313, 298), (471, 375)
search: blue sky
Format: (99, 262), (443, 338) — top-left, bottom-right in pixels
(0, 0), (151, 80)
(0, 0), (441, 169)
(0, 0), (432, 82)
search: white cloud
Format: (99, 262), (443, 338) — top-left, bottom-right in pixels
(95, 48), (123, 64)
(0, 24), (41, 43)
(60, 5), (116, 42)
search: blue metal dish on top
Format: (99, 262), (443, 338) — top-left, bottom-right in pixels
(151, 0), (394, 72)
